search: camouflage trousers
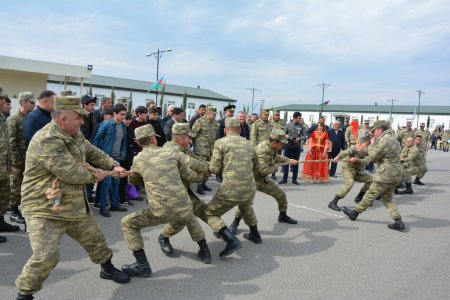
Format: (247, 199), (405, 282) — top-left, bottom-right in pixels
(122, 205), (204, 251)
(197, 154), (211, 182)
(336, 169), (373, 199)
(0, 177), (11, 216)
(205, 195), (257, 232)
(16, 215), (112, 295)
(9, 165), (24, 209)
(417, 165), (428, 179)
(355, 181), (401, 220)
(160, 189), (207, 241)
(401, 166), (418, 184)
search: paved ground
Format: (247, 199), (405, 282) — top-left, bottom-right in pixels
(1, 150), (449, 300)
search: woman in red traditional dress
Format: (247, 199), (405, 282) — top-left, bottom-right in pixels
(301, 122), (331, 183)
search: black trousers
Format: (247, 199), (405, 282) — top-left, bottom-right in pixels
(328, 150), (340, 176)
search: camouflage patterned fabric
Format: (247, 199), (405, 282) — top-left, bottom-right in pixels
(250, 119), (272, 147)
(0, 112), (11, 216)
(415, 129), (431, 156)
(270, 119), (286, 131)
(345, 125), (358, 147)
(191, 116), (219, 160)
(400, 145), (420, 183)
(355, 130), (402, 220)
(205, 134), (258, 232)
(397, 128), (414, 147)
(415, 145), (428, 179)
(334, 146), (373, 198)
(122, 145), (204, 251)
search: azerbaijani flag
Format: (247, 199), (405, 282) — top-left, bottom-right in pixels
(147, 77), (164, 93)
(323, 100), (330, 105)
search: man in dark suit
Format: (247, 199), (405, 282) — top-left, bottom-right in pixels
(327, 121), (346, 177)
(238, 111), (250, 140)
(163, 107), (185, 141)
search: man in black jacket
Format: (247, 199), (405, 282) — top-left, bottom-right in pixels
(327, 121), (346, 177)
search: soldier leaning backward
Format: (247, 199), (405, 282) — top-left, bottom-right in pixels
(15, 94), (130, 300)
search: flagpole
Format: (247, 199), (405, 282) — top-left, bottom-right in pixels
(312, 83), (336, 118)
(146, 48), (172, 106)
(416, 89), (425, 129)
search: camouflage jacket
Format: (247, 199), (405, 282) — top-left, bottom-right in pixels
(191, 116), (219, 157)
(337, 145), (371, 174)
(345, 125), (359, 146)
(7, 111), (27, 165)
(270, 119), (286, 131)
(251, 119), (272, 147)
(254, 141), (289, 178)
(415, 145), (426, 166)
(129, 145), (197, 217)
(384, 128), (396, 138)
(367, 130), (402, 183)
(415, 129), (431, 150)
(400, 146), (420, 169)
(0, 113), (11, 179)
(397, 128), (414, 146)
(210, 134), (257, 202)
(21, 121), (118, 220)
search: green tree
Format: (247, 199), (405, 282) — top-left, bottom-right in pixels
(159, 81), (166, 107)
(182, 92), (187, 112)
(284, 111), (288, 121)
(128, 90), (133, 112)
(88, 85), (93, 96)
(111, 87), (116, 104)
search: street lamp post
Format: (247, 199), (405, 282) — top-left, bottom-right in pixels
(146, 48), (172, 105)
(386, 99), (399, 123)
(246, 87), (261, 114)
(312, 83), (336, 118)
(416, 89), (425, 129)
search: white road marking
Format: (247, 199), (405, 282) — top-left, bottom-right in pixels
(288, 203), (345, 218)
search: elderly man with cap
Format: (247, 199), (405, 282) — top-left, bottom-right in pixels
(7, 92), (36, 225)
(157, 123), (212, 264)
(15, 92), (130, 300)
(251, 108), (272, 148)
(191, 106), (219, 194)
(397, 121), (414, 148)
(415, 122), (431, 157)
(121, 124), (206, 276)
(23, 90), (56, 147)
(229, 128), (299, 236)
(205, 118), (259, 258)
(341, 120), (406, 231)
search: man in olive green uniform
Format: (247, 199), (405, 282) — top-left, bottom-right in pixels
(397, 121), (414, 147)
(205, 118), (259, 256)
(1, 90), (20, 242)
(397, 137), (420, 195)
(413, 135), (428, 185)
(15, 93), (130, 300)
(440, 130), (449, 152)
(158, 123), (211, 264)
(191, 106), (218, 194)
(341, 120), (406, 231)
(7, 92), (36, 224)
(328, 136), (373, 211)
(121, 124), (206, 277)
(269, 109), (286, 179)
(385, 120), (396, 138)
(229, 128), (299, 235)
(415, 123), (431, 157)
(345, 117), (359, 147)
(251, 108), (272, 147)
(358, 120), (370, 141)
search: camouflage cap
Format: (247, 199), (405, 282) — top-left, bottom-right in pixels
(406, 121), (412, 126)
(372, 120), (386, 130)
(207, 106), (217, 114)
(54, 93), (89, 116)
(364, 120), (369, 124)
(172, 123), (194, 137)
(351, 116), (359, 121)
(420, 122), (425, 126)
(19, 92), (36, 102)
(225, 117), (240, 127)
(261, 109), (270, 115)
(270, 128), (288, 144)
(135, 124), (160, 139)
(274, 109), (281, 114)
(116, 98), (127, 105)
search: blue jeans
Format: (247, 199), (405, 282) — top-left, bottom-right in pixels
(282, 145), (301, 181)
(99, 176), (120, 209)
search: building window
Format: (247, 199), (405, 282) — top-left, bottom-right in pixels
(95, 94), (105, 106)
(187, 103), (195, 109)
(430, 119), (435, 129)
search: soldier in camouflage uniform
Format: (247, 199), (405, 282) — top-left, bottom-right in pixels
(204, 118), (259, 257)
(385, 120), (396, 138)
(341, 120), (406, 231)
(15, 93), (130, 300)
(229, 128), (299, 236)
(1, 90), (20, 242)
(191, 106), (219, 194)
(121, 124), (206, 276)
(397, 121), (414, 148)
(158, 123), (211, 264)
(413, 135), (428, 185)
(269, 109), (286, 180)
(7, 92), (36, 224)
(415, 123), (431, 157)
(328, 136), (373, 211)
(440, 130), (449, 152)
(251, 108), (272, 147)
(397, 137), (420, 195)
(345, 117), (359, 147)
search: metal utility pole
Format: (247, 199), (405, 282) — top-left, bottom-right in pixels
(416, 89), (426, 129)
(312, 83), (336, 118)
(246, 87), (261, 114)
(386, 99), (399, 123)
(146, 48), (172, 104)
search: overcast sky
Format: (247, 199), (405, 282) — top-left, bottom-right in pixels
(1, 0), (449, 110)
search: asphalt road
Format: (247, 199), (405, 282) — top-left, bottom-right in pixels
(1, 150), (449, 300)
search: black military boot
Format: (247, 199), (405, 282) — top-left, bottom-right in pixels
(341, 206), (359, 221)
(278, 211), (297, 224)
(243, 225), (262, 244)
(271, 173), (277, 180)
(158, 234), (174, 255)
(400, 183), (413, 194)
(354, 191), (365, 204)
(0, 235), (6, 243)
(397, 182), (405, 189)
(100, 258), (131, 283)
(197, 239), (212, 264)
(0, 216), (20, 232)
(413, 177), (425, 185)
(10, 207), (25, 224)
(218, 227), (242, 258)
(202, 181), (212, 191)
(328, 196), (341, 211)
(388, 218), (406, 231)
(196, 183), (205, 195)
(121, 249), (152, 278)
(229, 217), (241, 235)
(16, 293), (34, 300)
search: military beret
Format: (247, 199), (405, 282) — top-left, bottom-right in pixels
(224, 104), (236, 112)
(135, 124), (160, 139)
(270, 128), (288, 144)
(19, 92), (36, 102)
(372, 120), (386, 130)
(225, 117), (240, 127)
(406, 121), (412, 126)
(81, 94), (97, 105)
(207, 106), (217, 114)
(261, 109), (270, 115)
(420, 123), (425, 126)
(54, 93), (89, 116)
(172, 123), (194, 137)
